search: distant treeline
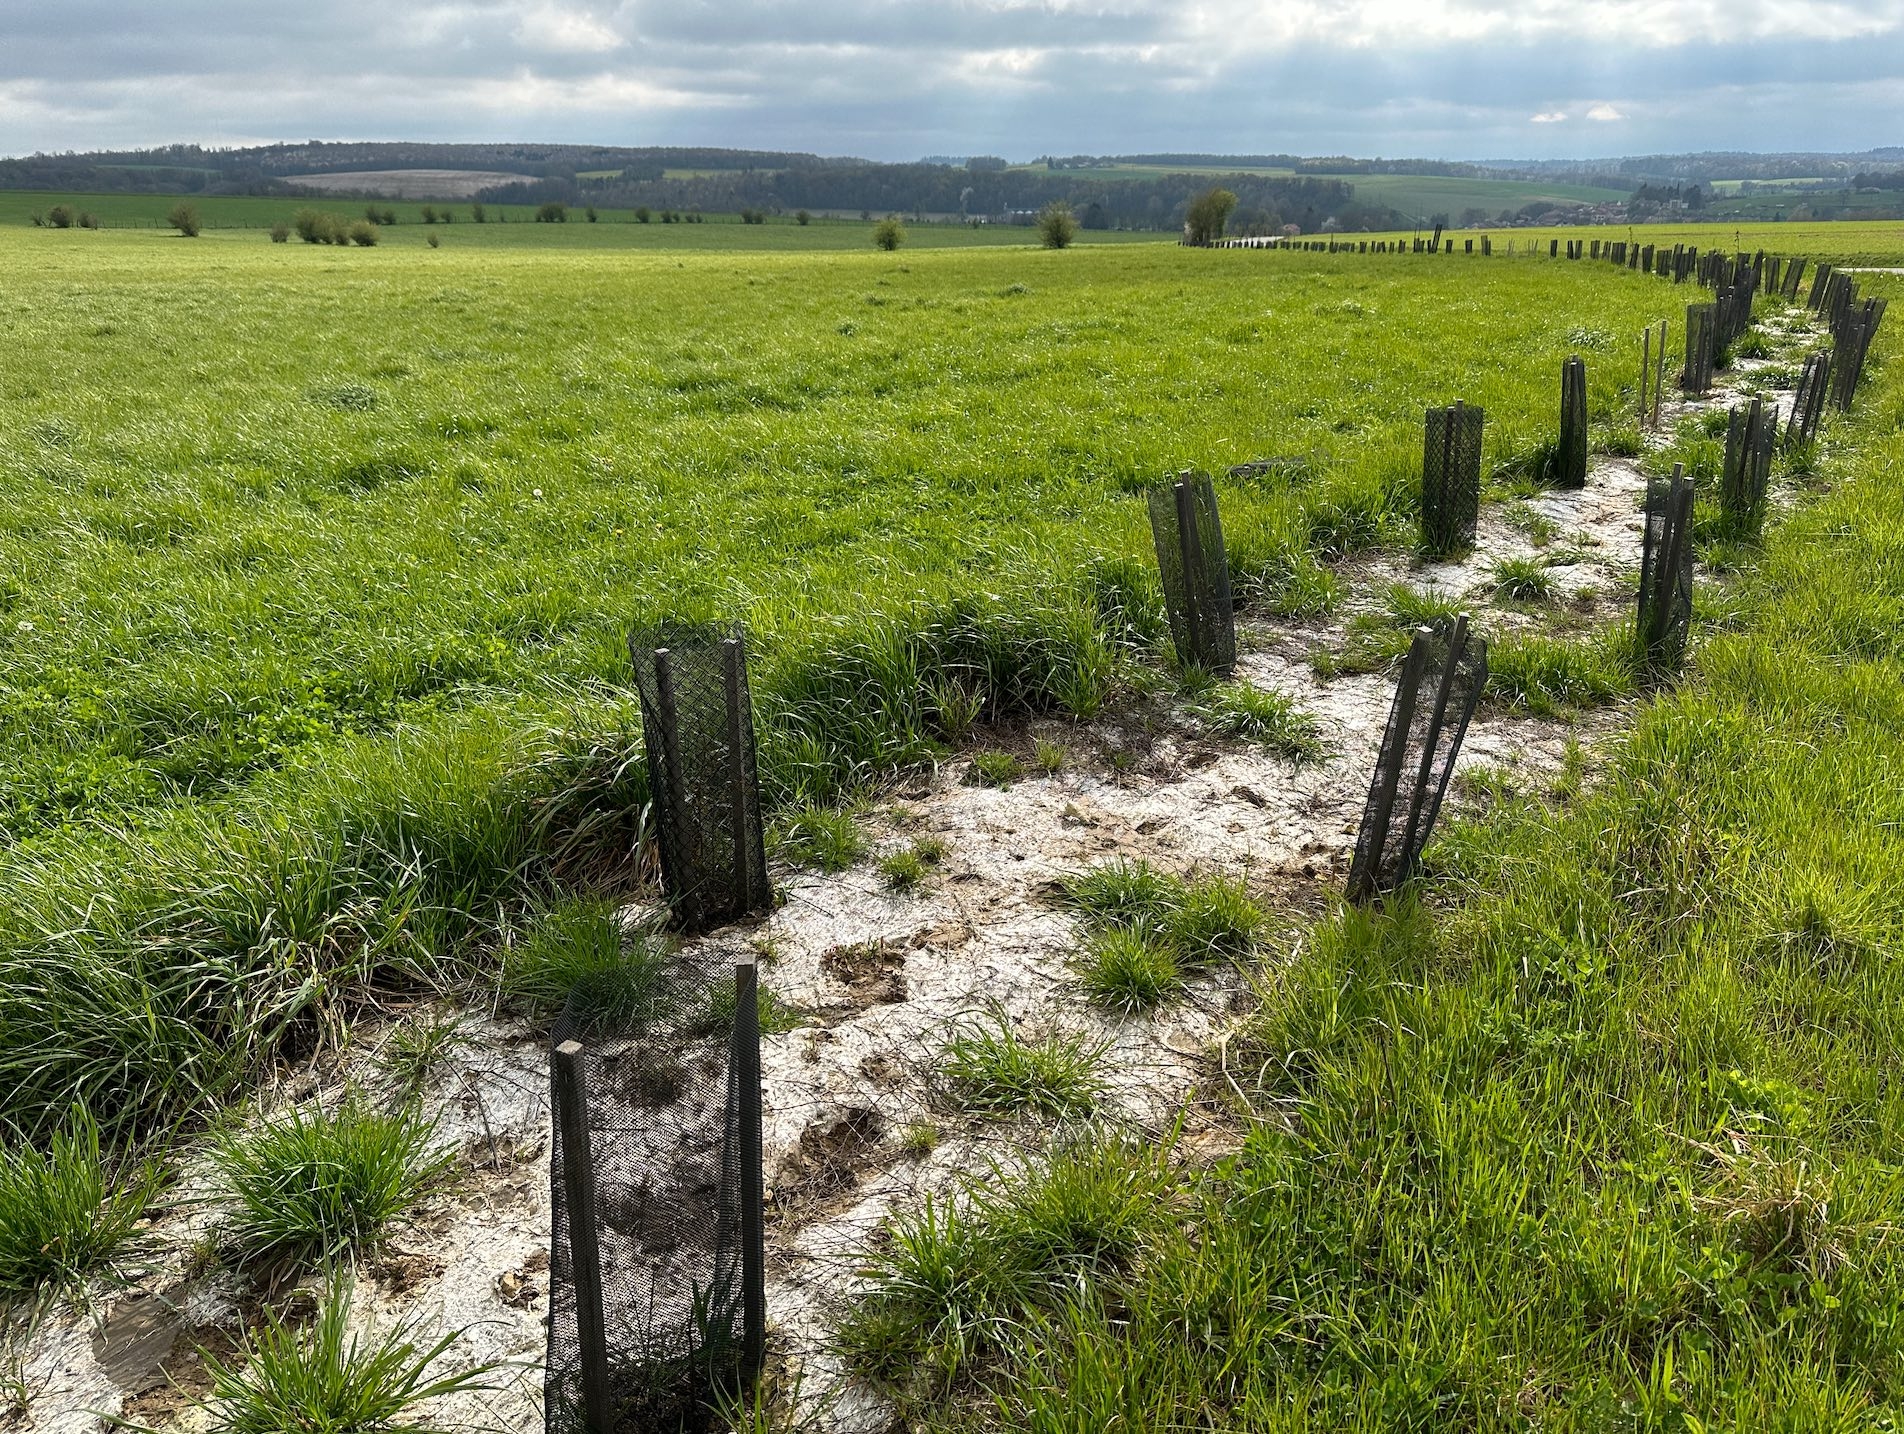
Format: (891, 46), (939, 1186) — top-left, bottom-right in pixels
(1505, 149), (1904, 185)
(0, 141), (1399, 231)
(488, 165), (1399, 232)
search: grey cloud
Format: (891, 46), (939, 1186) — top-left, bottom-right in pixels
(0, 0), (1899, 159)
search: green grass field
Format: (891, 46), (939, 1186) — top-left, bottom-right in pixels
(854, 270), (1904, 1431)
(4, 207), (1904, 1427)
(0, 221), (1691, 1137)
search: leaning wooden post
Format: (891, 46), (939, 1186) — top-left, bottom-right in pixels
(733, 964), (767, 1383)
(1174, 478), (1205, 662)
(721, 637), (759, 915)
(651, 647), (699, 925)
(1345, 631), (1431, 904)
(553, 1040), (612, 1434)
(1639, 326), (1652, 427)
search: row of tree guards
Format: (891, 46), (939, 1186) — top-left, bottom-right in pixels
(543, 236), (1882, 1427)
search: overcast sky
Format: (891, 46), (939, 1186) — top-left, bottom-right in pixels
(1, 0), (1900, 161)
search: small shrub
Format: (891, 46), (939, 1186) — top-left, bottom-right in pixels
(873, 218), (906, 251)
(269, 223), (290, 243)
(202, 1279), (499, 1434)
(940, 1013), (1106, 1119)
(77, 211), (99, 230)
(1037, 201), (1079, 249)
(348, 220), (378, 247)
(585, 206), (599, 222)
(46, 204), (75, 229)
(419, 205), (437, 224)
(213, 1098), (452, 1266)
(795, 209), (812, 226)
(535, 202), (569, 223)
(167, 203), (201, 238)
(470, 203), (486, 223)
(634, 207), (651, 223)
(426, 233), (440, 249)
(1077, 925), (1181, 1012)
(0, 1108), (160, 1299)
(773, 804), (868, 872)
(292, 209), (327, 243)
(970, 750), (1023, 788)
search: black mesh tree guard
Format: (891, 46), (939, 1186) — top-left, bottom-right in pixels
(1808, 263), (1834, 311)
(547, 958), (765, 1434)
(1681, 303), (1715, 394)
(1146, 471), (1237, 675)
(1783, 258), (1808, 301)
(1720, 397), (1777, 534)
(1346, 616), (1489, 903)
(1420, 401), (1485, 556)
(1788, 351), (1832, 447)
(1638, 466), (1696, 672)
(628, 624), (771, 934)
(1830, 298), (1885, 411)
(1557, 355), (1588, 489)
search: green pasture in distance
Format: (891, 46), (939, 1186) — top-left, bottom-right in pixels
(1342, 217), (1904, 265)
(1341, 171), (1629, 215)
(0, 189), (1154, 248)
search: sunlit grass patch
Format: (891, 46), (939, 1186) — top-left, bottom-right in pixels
(213, 1098), (453, 1268)
(939, 1012), (1107, 1120)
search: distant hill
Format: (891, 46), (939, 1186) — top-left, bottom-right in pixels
(5, 141), (1901, 231)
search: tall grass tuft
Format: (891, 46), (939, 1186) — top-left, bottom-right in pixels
(213, 1098), (452, 1268)
(498, 898), (669, 1028)
(939, 1012), (1107, 1119)
(203, 1277), (499, 1434)
(0, 1109), (160, 1300)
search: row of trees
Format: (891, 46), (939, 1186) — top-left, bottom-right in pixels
(482, 165), (1395, 234)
